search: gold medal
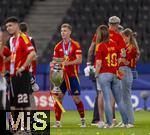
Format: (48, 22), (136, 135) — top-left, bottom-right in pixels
(64, 55), (68, 61)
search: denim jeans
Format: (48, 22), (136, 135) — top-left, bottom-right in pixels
(120, 66), (134, 124)
(98, 73), (128, 125)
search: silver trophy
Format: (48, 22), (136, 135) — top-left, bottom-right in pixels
(50, 64), (64, 93)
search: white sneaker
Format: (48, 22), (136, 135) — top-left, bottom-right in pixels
(126, 124), (134, 128)
(104, 124), (114, 129)
(119, 123), (128, 128)
(80, 118), (86, 128)
(91, 121), (99, 126)
(52, 121), (62, 128)
(98, 121), (105, 128)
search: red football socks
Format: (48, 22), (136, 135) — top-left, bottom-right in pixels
(76, 101), (85, 118)
(54, 101), (62, 121)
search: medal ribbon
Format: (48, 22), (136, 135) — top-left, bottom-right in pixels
(62, 40), (71, 91)
(10, 35), (20, 75)
(62, 40), (71, 57)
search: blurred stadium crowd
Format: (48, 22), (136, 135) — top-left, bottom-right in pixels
(0, 0), (150, 63)
(50, 0), (150, 63)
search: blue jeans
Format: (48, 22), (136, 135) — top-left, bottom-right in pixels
(120, 66), (134, 124)
(98, 73), (128, 125)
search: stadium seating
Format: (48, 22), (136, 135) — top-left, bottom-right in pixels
(0, 0), (34, 25)
(48, 0), (150, 63)
(0, 0), (149, 63)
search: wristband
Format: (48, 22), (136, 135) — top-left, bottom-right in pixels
(86, 62), (91, 66)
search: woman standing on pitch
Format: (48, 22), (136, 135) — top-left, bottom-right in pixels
(95, 25), (128, 128)
(120, 28), (140, 128)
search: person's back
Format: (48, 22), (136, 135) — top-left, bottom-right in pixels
(96, 40), (119, 74)
(109, 30), (125, 49)
(95, 25), (128, 128)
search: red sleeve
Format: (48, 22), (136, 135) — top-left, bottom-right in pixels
(53, 44), (61, 58)
(75, 43), (82, 55)
(20, 36), (35, 54)
(95, 44), (103, 60)
(118, 34), (126, 50)
(126, 47), (137, 61)
(3, 46), (11, 57)
(2, 47), (11, 72)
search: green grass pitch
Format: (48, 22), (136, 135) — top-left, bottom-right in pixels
(50, 110), (150, 135)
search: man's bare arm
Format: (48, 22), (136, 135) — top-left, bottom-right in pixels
(53, 57), (64, 64)
(95, 59), (102, 77)
(87, 42), (95, 64)
(63, 54), (82, 66)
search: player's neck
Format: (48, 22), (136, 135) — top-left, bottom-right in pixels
(109, 27), (117, 32)
(13, 30), (20, 38)
(63, 38), (71, 44)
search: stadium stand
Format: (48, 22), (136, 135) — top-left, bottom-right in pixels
(1, 0), (149, 63)
(43, 0), (150, 63)
(0, 0), (34, 25)
(25, 0), (73, 63)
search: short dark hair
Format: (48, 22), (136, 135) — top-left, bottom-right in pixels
(20, 22), (28, 32)
(4, 16), (19, 25)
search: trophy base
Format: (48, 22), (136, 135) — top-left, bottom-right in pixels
(51, 87), (62, 94)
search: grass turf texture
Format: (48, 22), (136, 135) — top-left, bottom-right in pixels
(50, 110), (150, 135)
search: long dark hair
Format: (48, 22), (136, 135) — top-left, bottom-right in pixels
(96, 25), (109, 45)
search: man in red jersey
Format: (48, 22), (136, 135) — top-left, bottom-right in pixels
(51, 23), (86, 128)
(108, 16), (126, 58)
(20, 22), (39, 110)
(4, 16), (36, 110)
(20, 22), (37, 77)
(0, 28), (11, 110)
(88, 16), (126, 63)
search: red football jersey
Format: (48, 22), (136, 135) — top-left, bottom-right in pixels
(9, 33), (35, 75)
(95, 40), (119, 74)
(0, 46), (11, 73)
(53, 39), (82, 77)
(92, 30), (126, 49)
(109, 29), (126, 50)
(119, 44), (137, 68)
(125, 44), (137, 68)
(92, 30), (126, 61)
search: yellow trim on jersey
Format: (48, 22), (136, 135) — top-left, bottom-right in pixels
(95, 43), (100, 52)
(54, 41), (62, 49)
(74, 65), (80, 84)
(20, 32), (30, 44)
(131, 59), (134, 67)
(71, 39), (80, 48)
